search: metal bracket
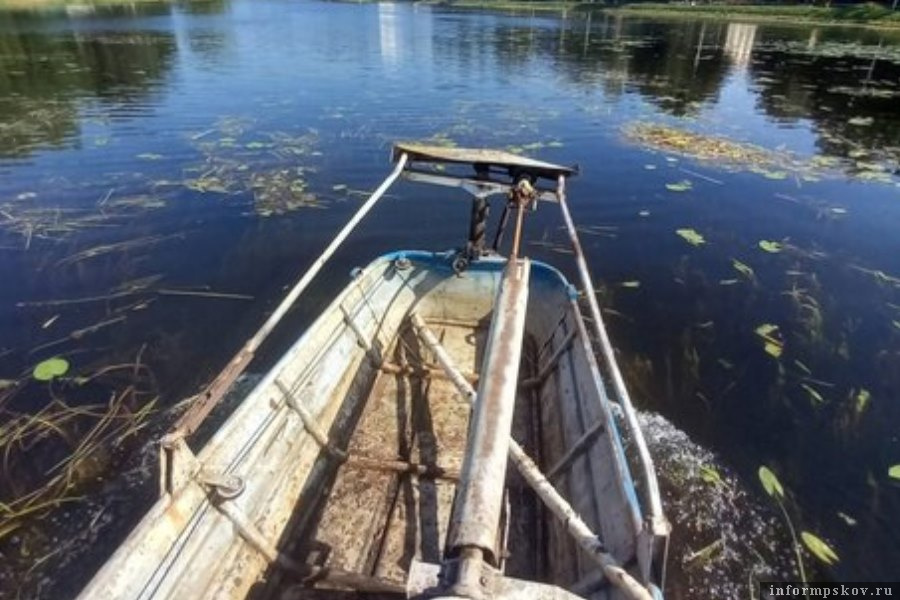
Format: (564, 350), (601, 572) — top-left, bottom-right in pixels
(197, 468), (245, 500)
(437, 550), (499, 600)
(159, 433), (199, 497)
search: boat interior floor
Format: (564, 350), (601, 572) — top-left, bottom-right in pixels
(253, 316), (551, 600)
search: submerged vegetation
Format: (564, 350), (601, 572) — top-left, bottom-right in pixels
(0, 349), (159, 589)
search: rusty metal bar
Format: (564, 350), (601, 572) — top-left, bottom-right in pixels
(380, 360), (479, 386)
(546, 419), (606, 481)
(412, 313), (654, 600)
(556, 174), (664, 523)
(171, 153), (409, 438)
(276, 377), (458, 481)
(345, 455), (460, 481)
(448, 258), (531, 564)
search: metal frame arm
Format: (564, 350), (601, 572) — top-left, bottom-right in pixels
(170, 154), (410, 438)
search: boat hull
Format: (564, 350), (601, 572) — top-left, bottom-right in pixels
(78, 251), (653, 600)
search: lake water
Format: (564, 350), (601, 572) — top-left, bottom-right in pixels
(1, 1), (898, 597)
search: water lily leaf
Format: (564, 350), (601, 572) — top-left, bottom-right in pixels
(759, 240), (783, 253)
(755, 323), (784, 358)
(855, 388), (870, 414)
(666, 180), (693, 192)
(763, 170), (789, 180)
(137, 153), (163, 160)
(763, 341), (783, 358)
(801, 382), (825, 405)
(33, 357), (69, 381)
(699, 465), (724, 486)
(676, 228), (705, 246)
(732, 258), (754, 279)
(889, 465), (900, 481)
(758, 465), (784, 498)
(801, 531), (839, 565)
(620, 281), (641, 289)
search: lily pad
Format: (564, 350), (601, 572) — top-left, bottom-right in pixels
(889, 465), (900, 481)
(801, 531), (839, 565)
(732, 258), (754, 279)
(762, 170), (789, 180)
(33, 357), (69, 381)
(759, 240), (783, 253)
(666, 180), (693, 192)
(755, 323), (784, 358)
(676, 228), (705, 246)
(855, 388), (870, 414)
(758, 465), (784, 498)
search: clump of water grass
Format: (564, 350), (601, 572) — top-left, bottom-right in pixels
(183, 123), (323, 216)
(0, 352), (158, 545)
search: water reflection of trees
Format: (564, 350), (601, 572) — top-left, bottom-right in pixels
(749, 29), (900, 159)
(433, 12), (898, 160)
(0, 24), (176, 157)
(434, 14), (733, 115)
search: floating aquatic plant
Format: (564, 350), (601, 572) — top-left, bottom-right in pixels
(754, 324), (784, 359)
(732, 259), (754, 279)
(801, 532), (839, 565)
(666, 180), (693, 192)
(758, 466), (807, 584)
(759, 240), (783, 253)
(676, 228), (705, 246)
(32, 357), (69, 381)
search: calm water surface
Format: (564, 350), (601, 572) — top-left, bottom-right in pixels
(1, 2), (899, 598)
